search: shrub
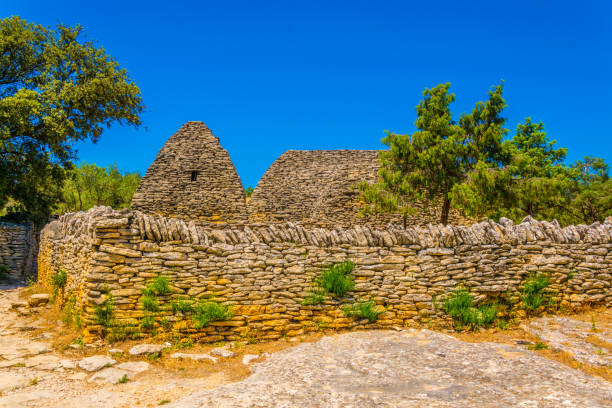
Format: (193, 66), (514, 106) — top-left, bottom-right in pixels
(94, 295), (114, 327)
(62, 295), (80, 326)
(191, 300), (233, 329)
(171, 299), (193, 314)
(0, 264), (9, 280)
(142, 295), (160, 313)
(140, 314), (156, 330)
(301, 287), (327, 306)
(150, 276), (171, 295)
(343, 299), (384, 323)
(51, 269), (68, 289)
(441, 287), (498, 331)
(521, 273), (550, 313)
(316, 261), (355, 297)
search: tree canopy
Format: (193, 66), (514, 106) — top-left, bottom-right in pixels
(0, 16), (144, 221)
(55, 162), (140, 214)
(360, 83), (611, 226)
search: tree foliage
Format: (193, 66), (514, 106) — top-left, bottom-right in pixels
(361, 83), (611, 226)
(359, 82), (507, 225)
(56, 162), (140, 214)
(0, 16), (144, 221)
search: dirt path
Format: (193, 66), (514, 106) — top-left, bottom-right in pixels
(0, 284), (610, 407)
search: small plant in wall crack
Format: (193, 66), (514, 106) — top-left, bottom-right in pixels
(521, 273), (552, 314)
(441, 286), (499, 331)
(139, 276), (172, 331)
(169, 296), (233, 329)
(50, 269), (68, 301)
(343, 298), (385, 323)
(301, 260), (356, 305)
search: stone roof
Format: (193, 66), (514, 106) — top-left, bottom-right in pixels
(247, 149), (472, 228)
(247, 150), (395, 227)
(130, 122), (247, 222)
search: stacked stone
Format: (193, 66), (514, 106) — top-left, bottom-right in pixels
(39, 207), (612, 342)
(0, 222), (37, 279)
(130, 122), (248, 223)
(247, 149), (472, 228)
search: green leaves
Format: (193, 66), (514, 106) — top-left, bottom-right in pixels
(360, 82), (507, 225)
(56, 162), (140, 214)
(0, 16), (144, 221)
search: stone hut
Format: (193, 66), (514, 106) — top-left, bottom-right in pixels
(247, 150), (393, 228)
(247, 150), (471, 228)
(131, 122), (247, 223)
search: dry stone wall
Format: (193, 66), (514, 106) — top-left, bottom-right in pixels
(39, 207), (612, 341)
(131, 122), (247, 223)
(247, 150), (472, 228)
(0, 222), (38, 279)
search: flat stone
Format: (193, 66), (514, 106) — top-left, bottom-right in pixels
(0, 390), (54, 407)
(242, 354), (259, 365)
(88, 367), (132, 384)
(59, 359), (77, 369)
(69, 372), (88, 381)
(129, 342), (171, 356)
(0, 373), (29, 392)
(27, 294), (50, 307)
(0, 338), (51, 360)
(78, 355), (116, 372)
(10, 300), (28, 309)
(116, 361), (149, 373)
(108, 348), (124, 354)
(25, 354), (60, 370)
(0, 358), (24, 368)
(169, 353), (217, 363)
(210, 347), (235, 358)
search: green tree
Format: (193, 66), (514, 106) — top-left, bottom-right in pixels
(360, 82), (507, 225)
(56, 162), (141, 213)
(452, 120), (611, 225)
(0, 16), (144, 221)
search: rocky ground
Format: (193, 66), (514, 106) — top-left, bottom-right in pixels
(0, 283), (610, 407)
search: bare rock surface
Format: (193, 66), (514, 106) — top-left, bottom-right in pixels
(210, 347), (235, 358)
(524, 316), (611, 366)
(78, 355), (116, 372)
(170, 352), (217, 363)
(169, 329), (612, 408)
(89, 367), (131, 384)
(129, 343), (170, 356)
(116, 362), (149, 373)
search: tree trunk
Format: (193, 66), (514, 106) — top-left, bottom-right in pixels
(440, 197), (450, 225)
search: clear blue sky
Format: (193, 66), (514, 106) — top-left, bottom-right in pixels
(3, 1), (611, 189)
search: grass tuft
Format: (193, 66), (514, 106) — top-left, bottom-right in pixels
(343, 298), (384, 323)
(316, 261), (355, 297)
(441, 287), (498, 331)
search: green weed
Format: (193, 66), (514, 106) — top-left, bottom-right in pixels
(171, 299), (193, 314)
(521, 273), (551, 313)
(315, 261), (355, 298)
(301, 287), (326, 306)
(441, 287), (498, 331)
(0, 264), (9, 280)
(527, 341), (548, 350)
(343, 299), (384, 323)
(94, 295), (114, 327)
(191, 301), (233, 329)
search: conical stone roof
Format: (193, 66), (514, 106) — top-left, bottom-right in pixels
(131, 122), (247, 223)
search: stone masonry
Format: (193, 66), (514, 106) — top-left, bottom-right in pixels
(0, 222), (38, 279)
(130, 122), (247, 223)
(247, 149), (471, 228)
(38, 206), (612, 342)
